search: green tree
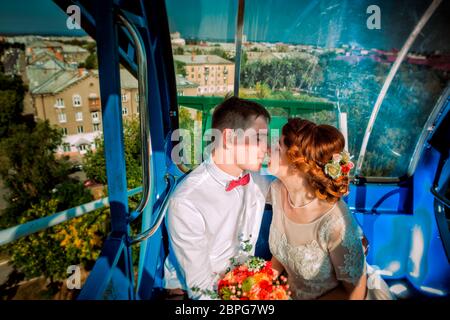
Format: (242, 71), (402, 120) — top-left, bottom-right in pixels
(178, 106), (200, 166)
(210, 48), (230, 61)
(174, 60), (186, 77)
(241, 58), (321, 91)
(83, 116), (142, 189)
(0, 120), (79, 227)
(82, 53), (98, 70)
(192, 48), (204, 55)
(83, 42), (97, 54)
(255, 82), (271, 99)
(0, 71), (104, 288)
(0, 73), (27, 138)
(241, 50), (248, 69)
(9, 197), (109, 284)
(173, 47), (184, 55)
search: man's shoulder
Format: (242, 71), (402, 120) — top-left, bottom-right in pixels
(171, 161), (214, 202)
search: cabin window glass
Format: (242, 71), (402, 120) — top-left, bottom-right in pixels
(239, 0), (450, 178)
(166, 0), (450, 175)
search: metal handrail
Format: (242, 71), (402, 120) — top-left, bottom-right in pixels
(431, 186), (450, 209)
(117, 13), (155, 219)
(408, 85), (450, 177)
(0, 187), (143, 247)
(129, 174), (180, 244)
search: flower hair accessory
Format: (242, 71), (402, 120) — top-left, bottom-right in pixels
(323, 150), (354, 180)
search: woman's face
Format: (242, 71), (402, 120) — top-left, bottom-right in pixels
(267, 135), (291, 178)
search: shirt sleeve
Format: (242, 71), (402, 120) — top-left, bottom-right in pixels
(325, 211), (366, 286)
(166, 198), (219, 299)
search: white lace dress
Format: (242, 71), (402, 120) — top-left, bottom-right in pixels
(268, 180), (394, 300)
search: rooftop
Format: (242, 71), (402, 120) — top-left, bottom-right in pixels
(119, 69), (138, 89)
(175, 74), (198, 88)
(31, 69), (89, 94)
(62, 44), (88, 53)
(27, 40), (64, 49)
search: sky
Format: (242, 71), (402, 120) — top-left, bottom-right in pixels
(0, 0), (449, 51)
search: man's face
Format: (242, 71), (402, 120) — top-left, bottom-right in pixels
(232, 116), (269, 172)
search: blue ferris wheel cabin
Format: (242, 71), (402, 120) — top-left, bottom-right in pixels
(0, 0), (449, 300)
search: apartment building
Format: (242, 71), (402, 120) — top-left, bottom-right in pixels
(173, 54), (234, 96)
(30, 66), (199, 160)
(30, 68), (138, 160)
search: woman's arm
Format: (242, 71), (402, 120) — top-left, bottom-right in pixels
(271, 256), (285, 276)
(322, 205), (368, 300)
(318, 274), (367, 300)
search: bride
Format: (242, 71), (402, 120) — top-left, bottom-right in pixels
(267, 118), (394, 300)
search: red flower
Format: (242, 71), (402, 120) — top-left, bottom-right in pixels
(259, 290), (270, 300)
(218, 279), (229, 290)
(262, 262), (274, 276)
(341, 164), (351, 174)
(259, 280), (273, 293)
(233, 271), (249, 283)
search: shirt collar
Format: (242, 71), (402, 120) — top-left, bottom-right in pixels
(205, 154), (247, 187)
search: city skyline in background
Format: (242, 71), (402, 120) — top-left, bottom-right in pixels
(0, 0), (449, 52)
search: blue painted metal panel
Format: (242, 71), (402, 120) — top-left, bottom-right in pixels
(347, 182), (413, 215)
(353, 212), (412, 279)
(407, 145), (450, 296)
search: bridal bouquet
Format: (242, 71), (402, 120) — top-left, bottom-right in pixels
(192, 235), (291, 300)
(217, 256), (291, 300)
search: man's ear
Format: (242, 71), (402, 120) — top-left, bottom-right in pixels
(222, 128), (234, 149)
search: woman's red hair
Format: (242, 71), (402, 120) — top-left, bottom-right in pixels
(282, 118), (349, 203)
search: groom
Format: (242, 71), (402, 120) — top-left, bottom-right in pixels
(164, 97), (271, 299)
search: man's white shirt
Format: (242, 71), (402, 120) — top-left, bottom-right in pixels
(163, 156), (269, 299)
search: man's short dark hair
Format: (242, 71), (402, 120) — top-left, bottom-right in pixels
(211, 97), (271, 131)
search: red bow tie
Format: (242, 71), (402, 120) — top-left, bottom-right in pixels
(225, 173), (250, 192)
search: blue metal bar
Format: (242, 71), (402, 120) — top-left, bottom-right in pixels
(77, 235), (127, 300)
(92, 0), (134, 299)
(135, 0), (173, 299)
(431, 187), (450, 208)
(95, 0), (129, 234)
(233, 0), (245, 96)
(0, 187), (142, 247)
(408, 86), (450, 177)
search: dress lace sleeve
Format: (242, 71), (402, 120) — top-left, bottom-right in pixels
(322, 207), (366, 286)
(266, 180), (278, 205)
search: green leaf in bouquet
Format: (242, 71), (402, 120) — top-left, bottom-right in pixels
(245, 256), (266, 272)
(220, 286), (232, 300)
(242, 276), (256, 292)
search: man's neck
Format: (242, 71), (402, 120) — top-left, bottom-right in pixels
(211, 150), (243, 178)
